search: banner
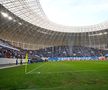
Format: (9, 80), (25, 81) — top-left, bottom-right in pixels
(48, 56), (99, 61)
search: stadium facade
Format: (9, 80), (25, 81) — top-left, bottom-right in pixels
(0, 0), (108, 50)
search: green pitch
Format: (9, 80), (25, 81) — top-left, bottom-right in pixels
(0, 60), (108, 90)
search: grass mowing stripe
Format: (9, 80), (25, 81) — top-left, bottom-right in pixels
(0, 65), (21, 69)
(18, 86), (70, 90)
(26, 63), (46, 74)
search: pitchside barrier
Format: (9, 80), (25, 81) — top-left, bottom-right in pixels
(0, 58), (25, 65)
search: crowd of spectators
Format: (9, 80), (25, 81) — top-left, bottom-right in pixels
(33, 46), (107, 58)
(0, 39), (108, 59)
(0, 46), (20, 58)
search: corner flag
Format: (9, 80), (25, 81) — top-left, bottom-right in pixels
(25, 52), (28, 73)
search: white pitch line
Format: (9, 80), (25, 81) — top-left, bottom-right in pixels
(29, 69), (108, 74)
(26, 63), (46, 74)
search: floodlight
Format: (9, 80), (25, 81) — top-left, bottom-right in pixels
(1, 12), (8, 17)
(19, 22), (22, 25)
(8, 16), (13, 20)
(104, 32), (107, 34)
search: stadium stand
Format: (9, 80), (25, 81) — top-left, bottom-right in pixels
(0, 1), (108, 62)
(0, 39), (108, 61)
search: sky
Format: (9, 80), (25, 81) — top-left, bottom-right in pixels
(40, 0), (108, 26)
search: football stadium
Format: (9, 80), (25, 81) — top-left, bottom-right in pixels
(0, 0), (108, 90)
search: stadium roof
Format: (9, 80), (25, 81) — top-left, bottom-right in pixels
(0, 0), (108, 50)
(0, 0), (108, 33)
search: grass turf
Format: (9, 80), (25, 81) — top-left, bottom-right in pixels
(0, 60), (108, 90)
